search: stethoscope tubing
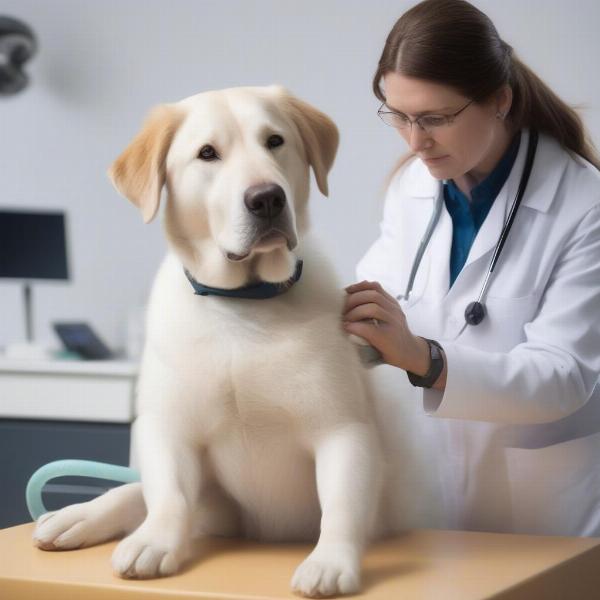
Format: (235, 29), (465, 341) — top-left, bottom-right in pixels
(398, 189), (444, 301)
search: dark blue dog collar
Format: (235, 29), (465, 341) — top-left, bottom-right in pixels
(184, 259), (303, 299)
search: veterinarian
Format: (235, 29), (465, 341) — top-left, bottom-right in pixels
(343, 0), (600, 537)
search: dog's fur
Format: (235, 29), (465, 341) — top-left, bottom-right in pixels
(32, 86), (391, 597)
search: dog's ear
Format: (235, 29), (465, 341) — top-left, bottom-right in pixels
(279, 90), (339, 197)
(108, 104), (184, 223)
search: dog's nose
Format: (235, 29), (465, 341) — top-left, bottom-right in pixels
(244, 183), (286, 220)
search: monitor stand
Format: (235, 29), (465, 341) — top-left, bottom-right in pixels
(3, 283), (53, 360)
(24, 281), (34, 341)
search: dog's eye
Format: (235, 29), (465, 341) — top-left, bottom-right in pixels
(197, 145), (219, 161)
(267, 134), (284, 149)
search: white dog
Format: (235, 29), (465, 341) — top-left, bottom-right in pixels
(32, 85), (391, 597)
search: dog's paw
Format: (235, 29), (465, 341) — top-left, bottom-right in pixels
(291, 543), (361, 597)
(33, 504), (106, 551)
(111, 522), (190, 579)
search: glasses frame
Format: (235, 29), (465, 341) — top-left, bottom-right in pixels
(377, 98), (474, 132)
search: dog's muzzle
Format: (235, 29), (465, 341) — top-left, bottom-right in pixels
(226, 183), (297, 262)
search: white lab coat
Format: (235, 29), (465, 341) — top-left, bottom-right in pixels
(357, 129), (600, 537)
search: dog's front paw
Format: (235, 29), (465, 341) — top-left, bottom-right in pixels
(33, 504), (107, 551)
(111, 521), (191, 579)
(291, 543), (361, 597)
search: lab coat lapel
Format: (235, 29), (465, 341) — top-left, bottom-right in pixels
(462, 179), (509, 269)
(405, 160), (452, 298)
(521, 130), (569, 213)
(426, 194), (453, 298)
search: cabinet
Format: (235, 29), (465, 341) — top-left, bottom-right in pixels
(0, 359), (137, 528)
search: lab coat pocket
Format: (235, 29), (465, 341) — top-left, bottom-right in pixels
(478, 293), (540, 350)
(505, 431), (600, 536)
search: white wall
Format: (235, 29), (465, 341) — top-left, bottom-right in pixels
(1, 0), (599, 352)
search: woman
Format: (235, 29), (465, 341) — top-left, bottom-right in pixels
(343, 0), (600, 537)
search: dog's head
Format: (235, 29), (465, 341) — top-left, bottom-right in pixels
(108, 86), (338, 288)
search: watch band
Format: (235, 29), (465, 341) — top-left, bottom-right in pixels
(407, 338), (444, 388)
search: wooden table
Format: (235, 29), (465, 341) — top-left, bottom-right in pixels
(1, 523), (599, 599)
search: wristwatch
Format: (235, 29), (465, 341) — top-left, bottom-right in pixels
(407, 338), (445, 388)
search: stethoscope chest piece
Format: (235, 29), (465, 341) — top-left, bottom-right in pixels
(465, 301), (486, 326)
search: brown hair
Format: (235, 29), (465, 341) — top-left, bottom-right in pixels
(373, 0), (600, 170)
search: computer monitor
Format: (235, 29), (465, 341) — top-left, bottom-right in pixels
(0, 208), (70, 343)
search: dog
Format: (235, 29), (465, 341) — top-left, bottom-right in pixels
(32, 85), (391, 597)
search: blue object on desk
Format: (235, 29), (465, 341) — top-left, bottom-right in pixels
(26, 460), (140, 520)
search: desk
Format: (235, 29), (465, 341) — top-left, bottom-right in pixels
(0, 359), (138, 528)
(0, 358), (138, 423)
(1, 523), (599, 599)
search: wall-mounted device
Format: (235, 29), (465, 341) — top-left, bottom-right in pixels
(0, 16), (37, 96)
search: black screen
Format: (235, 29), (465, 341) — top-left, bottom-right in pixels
(0, 209), (69, 280)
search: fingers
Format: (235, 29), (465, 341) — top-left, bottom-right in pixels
(345, 280), (398, 303)
(343, 302), (389, 324)
(342, 319), (379, 346)
(345, 280), (383, 293)
(343, 281), (400, 315)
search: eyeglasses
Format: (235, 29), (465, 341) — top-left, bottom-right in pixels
(377, 99), (474, 133)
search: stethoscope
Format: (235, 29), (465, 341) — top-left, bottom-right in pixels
(397, 129), (539, 328)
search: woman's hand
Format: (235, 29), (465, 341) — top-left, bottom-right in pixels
(342, 280), (430, 375)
